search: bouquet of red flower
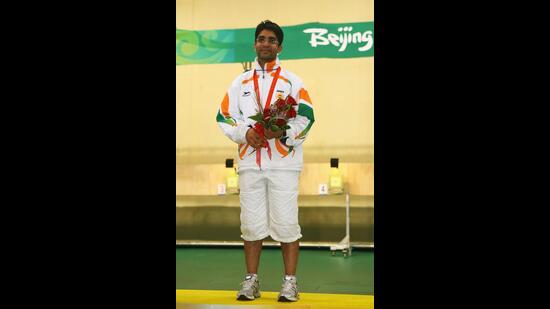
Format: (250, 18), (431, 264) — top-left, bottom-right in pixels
(248, 95), (298, 168)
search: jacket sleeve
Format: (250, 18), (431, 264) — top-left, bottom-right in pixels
(284, 80), (315, 147)
(216, 77), (250, 145)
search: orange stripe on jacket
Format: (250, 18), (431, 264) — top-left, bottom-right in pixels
(273, 74), (291, 85)
(299, 88), (312, 105)
(242, 76), (254, 85)
(266, 60), (276, 72)
(274, 139), (288, 157)
(239, 144), (250, 159)
(221, 93), (230, 117)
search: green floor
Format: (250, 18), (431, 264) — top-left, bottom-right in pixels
(176, 247), (374, 295)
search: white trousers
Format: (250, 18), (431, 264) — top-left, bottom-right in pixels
(239, 169), (302, 243)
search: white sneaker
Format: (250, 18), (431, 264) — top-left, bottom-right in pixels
(278, 276), (299, 302)
(236, 275), (260, 301)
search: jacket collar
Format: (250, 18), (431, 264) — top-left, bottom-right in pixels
(253, 56), (281, 72)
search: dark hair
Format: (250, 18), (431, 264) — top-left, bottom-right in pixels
(255, 20), (284, 45)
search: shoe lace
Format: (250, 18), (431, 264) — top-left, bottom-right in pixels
(281, 280), (297, 294)
(241, 278), (256, 290)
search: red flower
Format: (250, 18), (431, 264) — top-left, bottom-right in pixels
(275, 98), (286, 109)
(286, 107), (296, 119)
(275, 118), (286, 127)
(285, 95), (297, 106)
(247, 94), (298, 169)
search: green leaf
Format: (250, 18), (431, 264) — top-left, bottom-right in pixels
(248, 114), (264, 122)
(270, 125), (281, 131)
(283, 125), (291, 129)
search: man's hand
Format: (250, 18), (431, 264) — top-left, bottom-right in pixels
(246, 128), (265, 149)
(264, 129), (284, 140)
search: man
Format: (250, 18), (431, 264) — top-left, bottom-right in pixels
(216, 20), (315, 302)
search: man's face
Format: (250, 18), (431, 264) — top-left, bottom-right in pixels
(254, 29), (282, 62)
